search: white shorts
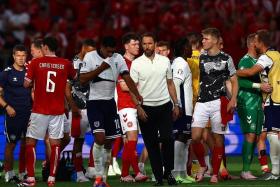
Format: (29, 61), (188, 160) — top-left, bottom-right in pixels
(63, 114), (70, 134)
(69, 109), (90, 138)
(192, 99), (228, 134)
(118, 108), (138, 134)
(26, 113), (65, 140)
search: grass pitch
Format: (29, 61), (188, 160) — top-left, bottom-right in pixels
(0, 156), (279, 187)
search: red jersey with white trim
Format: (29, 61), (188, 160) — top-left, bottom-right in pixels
(25, 56), (76, 115)
(117, 57), (135, 110)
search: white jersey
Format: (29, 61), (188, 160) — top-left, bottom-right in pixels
(256, 54), (280, 106)
(73, 55), (85, 70)
(172, 57), (193, 116)
(81, 50), (128, 100)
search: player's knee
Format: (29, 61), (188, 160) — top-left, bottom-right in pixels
(126, 130), (138, 141)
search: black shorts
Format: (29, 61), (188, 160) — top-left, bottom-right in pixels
(5, 111), (31, 143)
(173, 115), (192, 135)
(87, 99), (122, 139)
(264, 105), (280, 132)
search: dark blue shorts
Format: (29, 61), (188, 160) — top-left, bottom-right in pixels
(173, 115), (192, 135)
(5, 111), (31, 143)
(264, 105), (280, 132)
(86, 99), (122, 139)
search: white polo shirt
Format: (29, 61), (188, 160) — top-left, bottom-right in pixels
(130, 53), (172, 106)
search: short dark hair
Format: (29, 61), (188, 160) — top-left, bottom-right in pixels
(141, 32), (157, 43)
(186, 32), (202, 48)
(31, 38), (43, 49)
(43, 36), (58, 52)
(101, 36), (117, 48)
(246, 33), (256, 47)
(256, 29), (271, 47)
(157, 41), (170, 49)
(122, 32), (140, 45)
(13, 44), (27, 54)
(201, 27), (221, 39)
(174, 38), (190, 57)
(82, 38), (96, 48)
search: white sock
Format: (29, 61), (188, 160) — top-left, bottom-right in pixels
(77, 171), (84, 178)
(267, 133), (280, 175)
(204, 155), (211, 170)
(112, 157), (117, 165)
(48, 176), (55, 182)
(93, 143), (105, 178)
(173, 141), (187, 177)
(138, 162), (145, 174)
(103, 148), (112, 182)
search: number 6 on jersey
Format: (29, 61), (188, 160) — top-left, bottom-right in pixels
(46, 71), (56, 92)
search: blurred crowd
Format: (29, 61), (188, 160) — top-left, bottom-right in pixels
(0, 0), (280, 69)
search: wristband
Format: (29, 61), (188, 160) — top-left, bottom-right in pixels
(252, 83), (261, 89)
(174, 103), (180, 107)
(3, 103), (8, 109)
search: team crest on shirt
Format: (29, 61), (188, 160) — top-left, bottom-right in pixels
(94, 121), (100, 128)
(127, 121), (133, 128)
(12, 77), (17, 82)
(177, 69), (183, 75)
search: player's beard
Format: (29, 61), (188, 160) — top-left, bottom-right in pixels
(144, 49), (154, 57)
(255, 47), (261, 56)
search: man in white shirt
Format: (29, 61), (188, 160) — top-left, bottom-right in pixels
(130, 33), (179, 186)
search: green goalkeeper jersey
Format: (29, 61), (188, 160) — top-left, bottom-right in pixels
(237, 54), (262, 110)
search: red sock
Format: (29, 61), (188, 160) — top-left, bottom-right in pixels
(19, 145), (26, 173)
(112, 137), (123, 157)
(192, 142), (206, 167)
(212, 146), (224, 175)
(73, 152), (83, 172)
(26, 145), (36, 177)
(258, 154), (268, 166)
(121, 143), (130, 177)
(127, 141), (140, 175)
(187, 145), (192, 176)
(4, 163), (12, 172)
(88, 145), (94, 167)
(71, 115), (81, 138)
(49, 145), (61, 177)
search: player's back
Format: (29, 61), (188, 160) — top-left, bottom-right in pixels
(28, 56), (76, 115)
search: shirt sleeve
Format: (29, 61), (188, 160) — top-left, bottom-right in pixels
(256, 55), (273, 69)
(172, 59), (186, 82)
(24, 59), (35, 82)
(166, 58), (172, 80)
(67, 61), (77, 80)
(117, 55), (129, 75)
(238, 77), (253, 89)
(227, 56), (236, 76)
(80, 53), (92, 73)
(130, 60), (138, 84)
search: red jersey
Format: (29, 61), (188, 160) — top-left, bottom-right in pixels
(117, 57), (135, 110)
(25, 56), (76, 115)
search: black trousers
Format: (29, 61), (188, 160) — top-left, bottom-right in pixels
(139, 101), (174, 182)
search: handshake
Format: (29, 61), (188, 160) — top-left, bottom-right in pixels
(260, 82), (272, 93)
